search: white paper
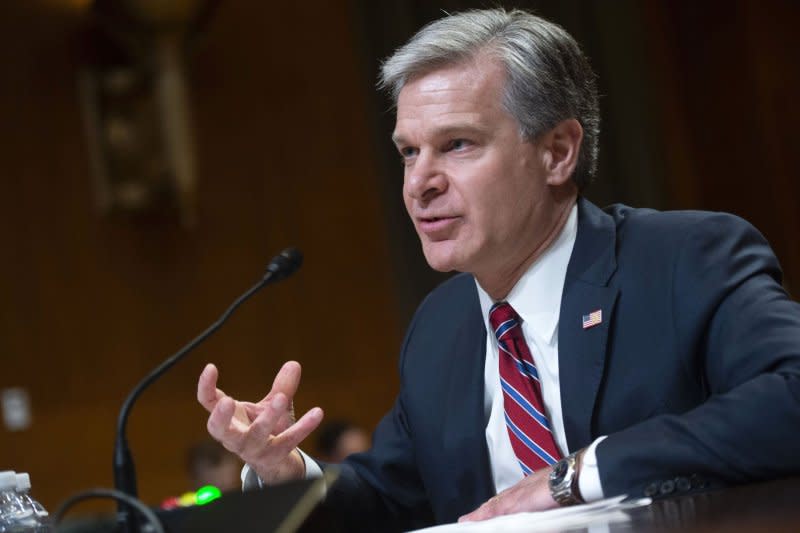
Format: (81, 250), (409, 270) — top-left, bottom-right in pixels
(409, 495), (652, 533)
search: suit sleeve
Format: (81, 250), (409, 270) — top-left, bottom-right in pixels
(320, 306), (435, 532)
(596, 213), (800, 498)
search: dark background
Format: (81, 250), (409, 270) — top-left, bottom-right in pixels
(0, 0), (797, 514)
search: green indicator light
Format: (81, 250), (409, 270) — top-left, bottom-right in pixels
(195, 485), (222, 506)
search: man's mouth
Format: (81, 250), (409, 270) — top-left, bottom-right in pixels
(417, 216), (460, 237)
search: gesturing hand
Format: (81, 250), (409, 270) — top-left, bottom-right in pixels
(197, 361), (324, 484)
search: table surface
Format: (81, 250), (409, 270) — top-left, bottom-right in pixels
(561, 477), (800, 532)
(53, 476), (800, 532)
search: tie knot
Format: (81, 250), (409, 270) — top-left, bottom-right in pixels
(489, 301), (521, 343)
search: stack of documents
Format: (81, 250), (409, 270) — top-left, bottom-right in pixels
(410, 495), (652, 532)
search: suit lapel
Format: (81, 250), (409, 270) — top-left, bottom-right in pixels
(559, 198), (619, 450)
(441, 290), (495, 513)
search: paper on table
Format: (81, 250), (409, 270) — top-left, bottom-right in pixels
(408, 495), (652, 533)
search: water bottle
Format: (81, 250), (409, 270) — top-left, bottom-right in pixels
(0, 471), (52, 533)
(15, 474), (51, 532)
(0, 470), (26, 532)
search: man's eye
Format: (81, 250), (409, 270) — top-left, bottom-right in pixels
(399, 147), (418, 161)
(449, 139), (471, 151)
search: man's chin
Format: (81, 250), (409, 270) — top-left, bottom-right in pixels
(427, 262), (456, 273)
(421, 247), (462, 273)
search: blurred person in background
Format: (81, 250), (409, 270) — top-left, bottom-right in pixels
(316, 420), (370, 463)
(185, 439), (242, 492)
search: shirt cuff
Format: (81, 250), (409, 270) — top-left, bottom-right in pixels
(577, 435), (607, 502)
(298, 448), (323, 479)
(239, 448), (322, 490)
(241, 463), (261, 490)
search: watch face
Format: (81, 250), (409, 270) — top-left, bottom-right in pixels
(552, 460), (567, 480)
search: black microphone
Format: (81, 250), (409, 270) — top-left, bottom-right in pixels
(264, 247), (303, 282)
(113, 247), (303, 532)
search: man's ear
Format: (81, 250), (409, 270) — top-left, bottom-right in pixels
(541, 118), (583, 186)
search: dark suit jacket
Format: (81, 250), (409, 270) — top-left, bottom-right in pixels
(324, 198), (800, 531)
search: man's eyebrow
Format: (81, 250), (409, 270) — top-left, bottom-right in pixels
(392, 124), (484, 146)
(436, 124), (483, 138)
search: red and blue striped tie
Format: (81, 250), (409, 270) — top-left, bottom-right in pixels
(489, 301), (562, 475)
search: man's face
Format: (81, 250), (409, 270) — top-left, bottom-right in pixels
(393, 57), (563, 281)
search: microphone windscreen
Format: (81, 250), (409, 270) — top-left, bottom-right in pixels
(265, 247), (303, 281)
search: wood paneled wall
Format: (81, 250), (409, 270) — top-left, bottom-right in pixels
(0, 1), (401, 511)
(643, 0), (800, 293)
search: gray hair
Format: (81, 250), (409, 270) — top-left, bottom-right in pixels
(379, 8), (600, 190)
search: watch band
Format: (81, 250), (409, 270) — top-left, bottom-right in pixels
(570, 448), (585, 503)
(549, 451), (585, 506)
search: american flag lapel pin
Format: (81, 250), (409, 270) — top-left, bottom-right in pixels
(582, 309), (602, 329)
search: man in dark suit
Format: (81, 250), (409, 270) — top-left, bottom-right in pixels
(197, 8), (800, 531)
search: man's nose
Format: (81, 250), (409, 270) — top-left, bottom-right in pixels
(404, 151), (447, 204)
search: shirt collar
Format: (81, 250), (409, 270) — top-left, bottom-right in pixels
(476, 203), (578, 344)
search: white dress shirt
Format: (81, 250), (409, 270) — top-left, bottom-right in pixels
(245, 203), (605, 501)
(475, 203), (605, 500)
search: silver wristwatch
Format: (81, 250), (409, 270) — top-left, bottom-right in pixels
(548, 451), (584, 506)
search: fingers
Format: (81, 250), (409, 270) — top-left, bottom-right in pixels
(201, 360), (320, 481)
(197, 363), (224, 411)
(248, 393), (290, 444)
(267, 361), (302, 402)
(207, 394), (272, 456)
(249, 394), (323, 455)
(206, 396), (241, 448)
(459, 492), (520, 522)
(271, 406), (324, 455)
(459, 497), (502, 523)
(459, 470), (557, 522)
(207, 391), (322, 470)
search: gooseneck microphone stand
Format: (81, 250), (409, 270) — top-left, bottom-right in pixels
(113, 248), (303, 532)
